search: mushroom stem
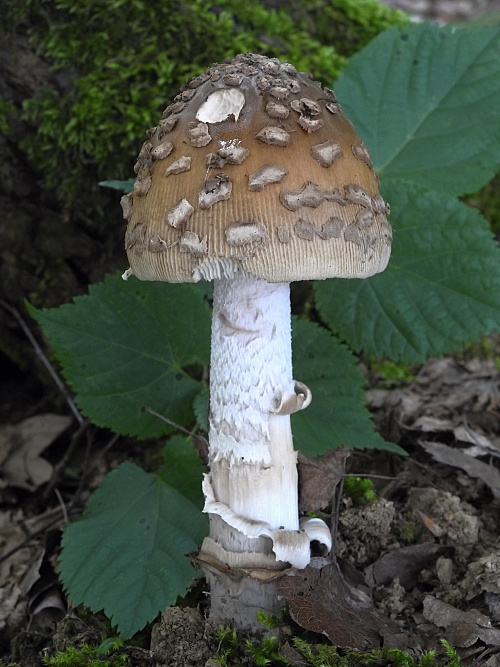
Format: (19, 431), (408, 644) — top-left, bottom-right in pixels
(207, 272), (299, 540)
(200, 271), (305, 625)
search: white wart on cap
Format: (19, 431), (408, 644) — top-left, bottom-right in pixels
(123, 53), (392, 283)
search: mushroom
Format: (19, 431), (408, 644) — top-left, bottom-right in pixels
(122, 53), (392, 628)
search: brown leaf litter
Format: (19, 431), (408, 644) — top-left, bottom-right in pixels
(1, 356), (500, 665)
(0, 414), (71, 490)
(274, 356), (500, 663)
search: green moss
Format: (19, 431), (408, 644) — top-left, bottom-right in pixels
(367, 358), (418, 386)
(5, 0), (408, 213)
(214, 625), (291, 666)
(343, 476), (377, 504)
(291, 637), (463, 666)
(398, 520), (417, 543)
(42, 641), (127, 667)
(295, 0), (409, 56)
(211, 630), (462, 666)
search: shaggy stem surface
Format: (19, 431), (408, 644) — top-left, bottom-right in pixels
(208, 273), (298, 535)
(201, 273), (303, 625)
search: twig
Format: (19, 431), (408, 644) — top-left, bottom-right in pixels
(1, 300), (84, 424)
(146, 407), (197, 436)
(146, 407), (209, 464)
(0, 509), (75, 566)
(340, 473), (398, 481)
(330, 478), (344, 554)
(54, 487), (69, 525)
(41, 418), (90, 502)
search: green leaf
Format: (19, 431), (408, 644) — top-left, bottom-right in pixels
(314, 182), (500, 362)
(193, 385), (209, 433)
(291, 318), (403, 454)
(30, 273), (211, 438)
(59, 462), (208, 638)
(336, 22), (500, 195)
(158, 435), (206, 509)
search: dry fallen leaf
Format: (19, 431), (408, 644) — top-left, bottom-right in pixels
(0, 508), (67, 633)
(423, 595), (500, 648)
(368, 357), (500, 456)
(419, 440), (500, 500)
(298, 448), (349, 512)
(365, 543), (450, 590)
(0, 414), (71, 489)
(0, 509), (38, 630)
(276, 558), (403, 650)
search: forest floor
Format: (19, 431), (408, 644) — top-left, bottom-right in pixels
(1, 336), (500, 666)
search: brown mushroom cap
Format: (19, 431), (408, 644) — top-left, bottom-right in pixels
(124, 53), (392, 283)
